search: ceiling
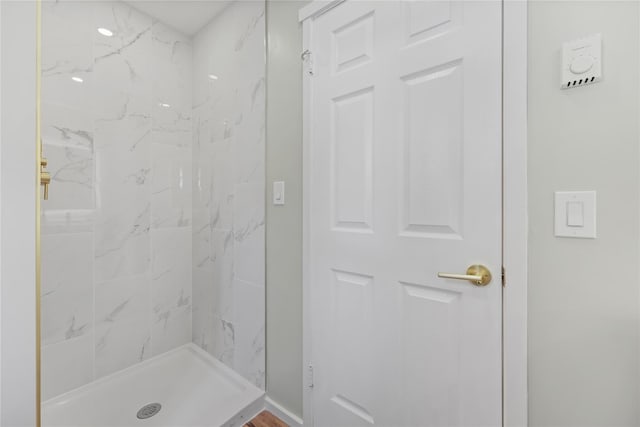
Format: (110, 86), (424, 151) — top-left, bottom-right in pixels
(125, 1), (232, 36)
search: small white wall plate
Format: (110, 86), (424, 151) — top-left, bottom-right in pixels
(273, 181), (285, 205)
(554, 191), (597, 239)
(561, 34), (602, 89)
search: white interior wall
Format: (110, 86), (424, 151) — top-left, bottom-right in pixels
(0, 1), (37, 425)
(0, 0), (4, 419)
(265, 0), (309, 418)
(528, 2), (640, 425)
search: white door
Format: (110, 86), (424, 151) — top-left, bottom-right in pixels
(306, 1), (502, 426)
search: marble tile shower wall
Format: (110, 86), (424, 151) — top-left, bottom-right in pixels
(40, 1), (193, 400)
(191, 2), (266, 389)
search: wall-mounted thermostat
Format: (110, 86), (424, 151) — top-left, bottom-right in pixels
(561, 33), (602, 89)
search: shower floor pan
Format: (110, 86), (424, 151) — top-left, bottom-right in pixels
(42, 344), (264, 427)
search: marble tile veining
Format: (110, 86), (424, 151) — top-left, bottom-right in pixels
(41, 1), (93, 110)
(94, 274), (152, 379)
(193, 216), (212, 270)
(152, 22), (192, 147)
(41, 233), (94, 347)
(92, 4), (153, 123)
(94, 200), (151, 283)
(151, 227), (192, 355)
(233, 183), (265, 287)
(192, 268), (215, 352)
(211, 229), (235, 320)
(211, 140), (235, 230)
(41, 102), (95, 233)
(41, 0), (264, 398)
(41, 0), (194, 398)
(233, 279), (266, 389)
(93, 117), (152, 282)
(151, 143), (192, 229)
(212, 315), (236, 369)
(192, 0), (265, 389)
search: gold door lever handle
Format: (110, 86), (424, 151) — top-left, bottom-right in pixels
(438, 264), (492, 286)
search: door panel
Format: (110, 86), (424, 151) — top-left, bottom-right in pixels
(332, 12), (374, 73)
(326, 269), (376, 425)
(403, 1), (462, 45)
(331, 87), (374, 232)
(308, 1), (502, 425)
(401, 282), (462, 426)
(400, 61), (464, 237)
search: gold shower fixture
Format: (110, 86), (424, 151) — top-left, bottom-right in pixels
(40, 156), (50, 200)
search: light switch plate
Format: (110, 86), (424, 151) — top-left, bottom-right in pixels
(554, 191), (596, 238)
(273, 181), (285, 205)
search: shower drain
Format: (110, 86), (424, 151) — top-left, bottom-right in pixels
(137, 403), (162, 419)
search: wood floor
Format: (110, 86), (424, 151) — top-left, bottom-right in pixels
(245, 411), (289, 427)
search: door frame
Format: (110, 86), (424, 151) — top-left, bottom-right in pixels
(299, 1), (528, 425)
